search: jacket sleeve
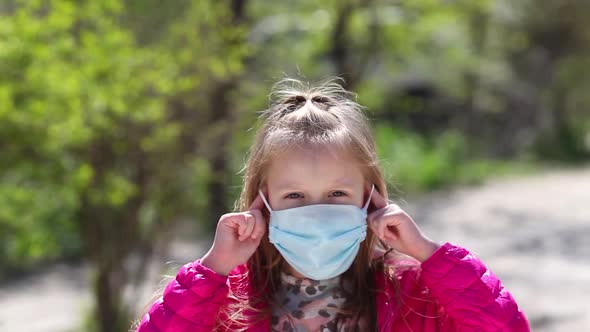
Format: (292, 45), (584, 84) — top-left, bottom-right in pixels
(136, 260), (229, 332)
(420, 242), (530, 332)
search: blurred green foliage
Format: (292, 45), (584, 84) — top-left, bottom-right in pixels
(1, 0), (170, 267)
(0, 0), (589, 330)
(376, 126), (536, 192)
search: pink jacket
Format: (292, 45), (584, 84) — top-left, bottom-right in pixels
(137, 243), (529, 331)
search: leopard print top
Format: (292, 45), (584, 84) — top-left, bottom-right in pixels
(271, 272), (367, 332)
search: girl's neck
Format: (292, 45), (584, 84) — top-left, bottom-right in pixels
(283, 264), (306, 279)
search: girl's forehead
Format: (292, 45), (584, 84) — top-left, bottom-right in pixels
(266, 146), (365, 189)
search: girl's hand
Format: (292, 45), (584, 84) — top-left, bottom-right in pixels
(200, 195), (267, 276)
(368, 190), (440, 262)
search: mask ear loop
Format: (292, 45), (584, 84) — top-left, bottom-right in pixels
(258, 190), (274, 214)
(363, 184), (375, 211)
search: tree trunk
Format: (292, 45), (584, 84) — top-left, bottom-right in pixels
(206, 0), (247, 225)
(95, 260), (126, 332)
(207, 79), (237, 225)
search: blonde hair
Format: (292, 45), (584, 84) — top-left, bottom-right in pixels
(219, 77), (394, 331)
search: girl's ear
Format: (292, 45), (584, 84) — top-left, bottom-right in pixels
(257, 183), (272, 213)
(364, 183), (376, 211)
(259, 182), (269, 198)
(364, 182), (372, 194)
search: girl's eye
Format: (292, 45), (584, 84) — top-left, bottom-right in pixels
(330, 191), (346, 197)
(285, 193), (302, 199)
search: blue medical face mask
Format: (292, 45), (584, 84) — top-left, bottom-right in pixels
(258, 185), (374, 280)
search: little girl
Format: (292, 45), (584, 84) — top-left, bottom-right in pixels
(136, 78), (530, 331)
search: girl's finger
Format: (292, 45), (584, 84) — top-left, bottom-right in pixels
(242, 213), (255, 240)
(370, 188), (388, 210)
(384, 224), (399, 241)
(367, 206), (386, 225)
(381, 212), (403, 239)
(368, 216), (385, 240)
(222, 213), (241, 230)
(249, 209), (266, 240)
(370, 211), (402, 243)
(236, 214), (251, 241)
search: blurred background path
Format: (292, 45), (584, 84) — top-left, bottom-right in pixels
(407, 166), (590, 331)
(0, 166), (588, 332)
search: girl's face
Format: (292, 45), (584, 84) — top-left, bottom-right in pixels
(264, 145), (370, 278)
(265, 145), (369, 212)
